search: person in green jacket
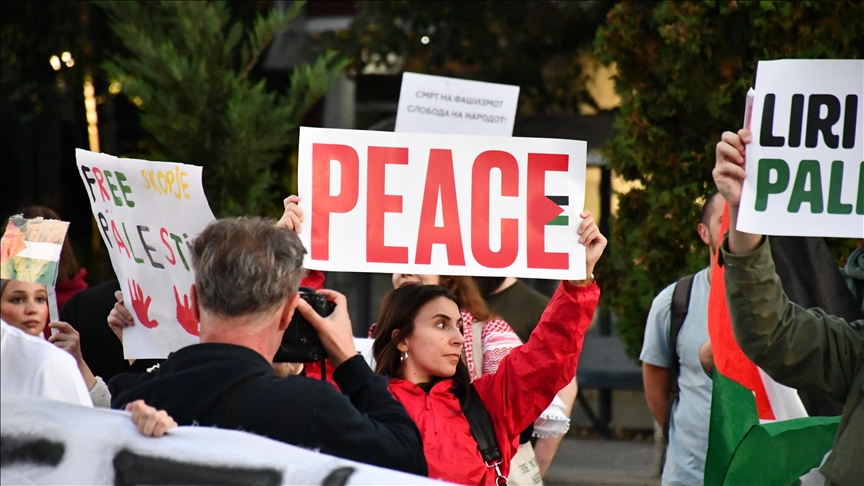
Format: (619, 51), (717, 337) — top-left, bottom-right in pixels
(713, 128), (863, 486)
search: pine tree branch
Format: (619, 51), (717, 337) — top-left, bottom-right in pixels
(238, 0), (305, 80)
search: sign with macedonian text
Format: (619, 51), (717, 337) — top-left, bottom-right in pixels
(76, 149), (216, 359)
(739, 59), (864, 238)
(395, 72), (520, 137)
(297, 127), (588, 280)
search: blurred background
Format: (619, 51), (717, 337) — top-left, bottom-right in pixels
(2, 2), (860, 483)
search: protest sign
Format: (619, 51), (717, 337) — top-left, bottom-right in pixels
(76, 149), (216, 359)
(297, 127), (588, 280)
(395, 72), (520, 136)
(0, 398), (442, 486)
(738, 59), (864, 238)
(1, 217), (71, 322)
(1, 217), (69, 286)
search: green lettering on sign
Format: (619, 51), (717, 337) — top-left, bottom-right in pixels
(826, 161), (852, 215)
(755, 159), (790, 212)
(788, 160), (823, 214)
(857, 162), (864, 216)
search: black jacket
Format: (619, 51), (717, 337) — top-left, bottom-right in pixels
(108, 343), (427, 476)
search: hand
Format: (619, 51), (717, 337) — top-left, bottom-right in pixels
(570, 210), (607, 285)
(48, 321), (96, 390)
(48, 321), (84, 363)
(128, 279), (158, 329)
(699, 340), (714, 376)
(126, 400), (177, 437)
(173, 285), (199, 336)
(713, 129), (752, 208)
(276, 195), (304, 234)
(272, 362), (304, 378)
(296, 289), (357, 368)
(108, 290), (135, 342)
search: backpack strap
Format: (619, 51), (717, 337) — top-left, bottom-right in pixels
(663, 273), (695, 442)
(462, 383), (508, 485)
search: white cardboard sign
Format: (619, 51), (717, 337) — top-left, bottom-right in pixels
(0, 398), (443, 486)
(738, 60), (864, 238)
(297, 127), (587, 280)
(76, 149), (216, 359)
(395, 72), (520, 136)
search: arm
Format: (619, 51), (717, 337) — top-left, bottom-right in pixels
(473, 211), (604, 438)
(312, 355), (428, 476)
(721, 237), (863, 402)
(642, 363), (671, 426)
(48, 321), (97, 390)
(533, 377), (578, 477)
(295, 290), (427, 475)
(714, 129), (863, 401)
(474, 280), (600, 439)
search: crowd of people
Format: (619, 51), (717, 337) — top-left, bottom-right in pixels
(1, 128), (862, 485)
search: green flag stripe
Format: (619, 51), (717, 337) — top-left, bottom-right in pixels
(548, 215), (568, 226)
(705, 371), (759, 486)
(724, 416), (839, 486)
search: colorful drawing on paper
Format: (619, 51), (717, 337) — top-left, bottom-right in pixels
(0, 217), (70, 286)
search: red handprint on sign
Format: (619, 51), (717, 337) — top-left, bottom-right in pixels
(128, 279), (158, 328)
(174, 285), (199, 336)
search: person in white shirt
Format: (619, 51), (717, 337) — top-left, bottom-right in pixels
(1, 318), (177, 436)
(1, 317), (93, 406)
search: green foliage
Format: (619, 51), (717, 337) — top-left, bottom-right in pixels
(98, 1), (348, 217)
(327, 1), (615, 115)
(595, 1), (863, 360)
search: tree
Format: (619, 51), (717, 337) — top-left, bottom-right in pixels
(328, 1), (615, 115)
(99, 0), (348, 217)
(595, 0), (863, 359)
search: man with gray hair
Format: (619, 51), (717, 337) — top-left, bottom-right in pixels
(108, 217), (427, 475)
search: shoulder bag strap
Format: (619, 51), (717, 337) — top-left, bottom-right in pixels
(462, 383), (507, 485)
(663, 273), (695, 442)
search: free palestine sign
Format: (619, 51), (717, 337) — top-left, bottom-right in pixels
(739, 59), (863, 238)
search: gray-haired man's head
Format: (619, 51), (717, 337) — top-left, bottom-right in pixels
(191, 217), (305, 318)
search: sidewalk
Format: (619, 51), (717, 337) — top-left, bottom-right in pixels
(544, 437), (661, 486)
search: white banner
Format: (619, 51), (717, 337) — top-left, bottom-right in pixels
(738, 59), (864, 238)
(395, 72), (520, 136)
(297, 127), (588, 280)
(0, 398), (443, 485)
(76, 149), (216, 359)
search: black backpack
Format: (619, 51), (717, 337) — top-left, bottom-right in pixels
(662, 273), (696, 443)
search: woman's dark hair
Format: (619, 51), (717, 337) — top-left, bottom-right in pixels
(439, 275), (493, 321)
(372, 284), (471, 399)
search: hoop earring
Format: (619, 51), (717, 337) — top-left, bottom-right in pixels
(400, 351), (408, 363)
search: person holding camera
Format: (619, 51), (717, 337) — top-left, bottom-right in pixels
(106, 217), (427, 476)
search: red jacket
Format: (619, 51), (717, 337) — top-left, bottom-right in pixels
(388, 280), (600, 485)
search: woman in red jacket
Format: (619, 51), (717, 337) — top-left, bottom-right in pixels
(371, 211), (605, 485)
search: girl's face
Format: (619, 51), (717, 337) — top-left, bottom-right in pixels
(392, 273), (441, 289)
(397, 296), (464, 384)
(1, 281), (49, 336)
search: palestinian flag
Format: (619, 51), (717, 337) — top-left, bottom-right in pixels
(704, 205), (840, 486)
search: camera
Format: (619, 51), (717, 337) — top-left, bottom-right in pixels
(273, 287), (335, 363)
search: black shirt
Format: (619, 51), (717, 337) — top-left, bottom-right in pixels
(109, 343), (427, 476)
